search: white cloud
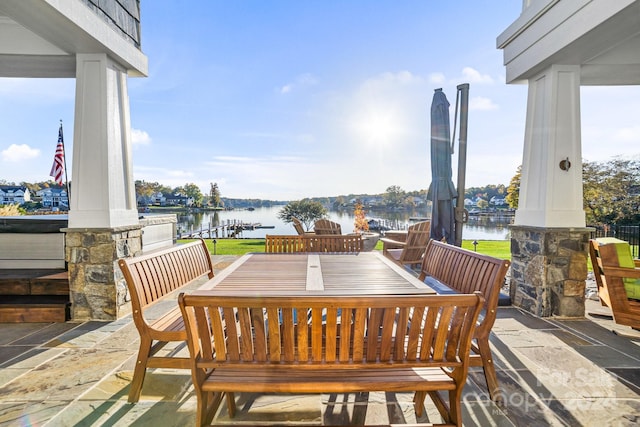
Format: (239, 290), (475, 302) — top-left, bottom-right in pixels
(429, 73), (446, 85)
(461, 67), (494, 84)
(279, 73), (318, 94)
(426, 68), (495, 87)
(469, 96), (498, 111)
(361, 71), (424, 90)
(1, 144), (40, 162)
(131, 128), (151, 146)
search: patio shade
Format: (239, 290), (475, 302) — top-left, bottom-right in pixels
(427, 88), (457, 244)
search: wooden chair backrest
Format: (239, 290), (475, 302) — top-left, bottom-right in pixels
(291, 217), (307, 235)
(419, 240), (510, 338)
(118, 239), (214, 327)
(314, 219), (342, 235)
(588, 238), (640, 328)
(265, 234), (363, 253)
(179, 292), (483, 367)
(589, 238), (612, 307)
(398, 221), (431, 264)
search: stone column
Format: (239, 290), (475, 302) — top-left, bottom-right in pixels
(510, 226), (592, 318)
(510, 65), (589, 318)
(65, 226), (142, 321)
(65, 53), (141, 320)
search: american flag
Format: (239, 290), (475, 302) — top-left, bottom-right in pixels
(49, 124), (65, 185)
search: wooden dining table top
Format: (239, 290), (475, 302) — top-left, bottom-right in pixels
(194, 251), (436, 296)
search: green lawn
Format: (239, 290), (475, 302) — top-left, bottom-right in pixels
(180, 238), (512, 260)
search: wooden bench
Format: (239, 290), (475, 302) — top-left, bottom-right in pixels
(265, 234), (363, 253)
(178, 292), (484, 427)
(117, 239), (214, 403)
(418, 239), (511, 402)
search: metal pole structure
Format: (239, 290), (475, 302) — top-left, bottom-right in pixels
(454, 83), (469, 247)
(59, 120), (71, 208)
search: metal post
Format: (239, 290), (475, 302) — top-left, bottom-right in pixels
(454, 83), (469, 247)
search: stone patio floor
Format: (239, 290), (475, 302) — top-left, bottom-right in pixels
(0, 256), (639, 426)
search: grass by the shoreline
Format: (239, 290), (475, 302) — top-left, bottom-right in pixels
(180, 238), (512, 260)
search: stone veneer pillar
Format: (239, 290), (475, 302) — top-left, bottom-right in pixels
(64, 225), (142, 321)
(510, 225), (592, 318)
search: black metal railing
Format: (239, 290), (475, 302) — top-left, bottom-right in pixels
(589, 224), (640, 258)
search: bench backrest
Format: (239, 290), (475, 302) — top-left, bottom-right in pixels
(265, 234), (363, 253)
(419, 240), (510, 338)
(118, 239), (214, 323)
(179, 293), (483, 370)
(314, 219), (342, 235)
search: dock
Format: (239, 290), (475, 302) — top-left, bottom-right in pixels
(178, 220), (274, 239)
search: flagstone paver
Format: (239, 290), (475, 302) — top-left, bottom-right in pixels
(0, 257), (638, 426)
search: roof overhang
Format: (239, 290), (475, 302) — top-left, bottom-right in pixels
(497, 0), (640, 85)
(0, 0), (148, 78)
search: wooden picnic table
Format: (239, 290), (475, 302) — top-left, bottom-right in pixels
(195, 251), (436, 296)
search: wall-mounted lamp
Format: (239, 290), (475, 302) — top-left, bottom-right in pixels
(559, 157), (571, 171)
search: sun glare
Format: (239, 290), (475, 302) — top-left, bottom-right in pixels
(352, 107), (403, 147)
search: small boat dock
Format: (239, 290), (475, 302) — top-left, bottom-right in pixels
(178, 220), (274, 239)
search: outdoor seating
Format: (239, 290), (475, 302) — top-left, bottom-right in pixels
(380, 220), (430, 268)
(291, 216), (313, 235)
(265, 234), (362, 253)
(588, 238), (640, 330)
(418, 239), (511, 402)
(117, 239), (214, 403)
(314, 218), (342, 235)
(179, 292), (484, 427)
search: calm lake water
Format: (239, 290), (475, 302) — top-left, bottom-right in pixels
(175, 206), (512, 241)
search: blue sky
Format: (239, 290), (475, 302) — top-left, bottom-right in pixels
(1, 1), (639, 200)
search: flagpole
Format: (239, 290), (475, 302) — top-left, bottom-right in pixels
(59, 119), (71, 207)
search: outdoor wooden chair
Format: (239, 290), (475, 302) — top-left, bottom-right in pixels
(314, 218), (342, 235)
(381, 220), (431, 268)
(588, 238), (640, 331)
(291, 217), (313, 235)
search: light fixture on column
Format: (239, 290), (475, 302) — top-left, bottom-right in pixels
(559, 157), (571, 171)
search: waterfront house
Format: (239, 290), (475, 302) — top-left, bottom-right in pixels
(0, 185), (30, 205)
(36, 187), (69, 211)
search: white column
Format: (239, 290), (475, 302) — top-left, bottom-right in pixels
(68, 53), (138, 228)
(515, 65), (586, 228)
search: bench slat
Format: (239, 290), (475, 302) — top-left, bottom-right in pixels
(200, 367), (457, 394)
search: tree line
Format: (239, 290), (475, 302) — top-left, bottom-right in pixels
(3, 158), (638, 226)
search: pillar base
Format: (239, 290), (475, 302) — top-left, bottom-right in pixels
(510, 226), (593, 318)
(64, 226), (142, 321)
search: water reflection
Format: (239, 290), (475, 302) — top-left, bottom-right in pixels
(173, 206), (511, 240)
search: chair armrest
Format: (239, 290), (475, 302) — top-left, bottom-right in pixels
(602, 265), (640, 279)
(380, 238), (406, 253)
